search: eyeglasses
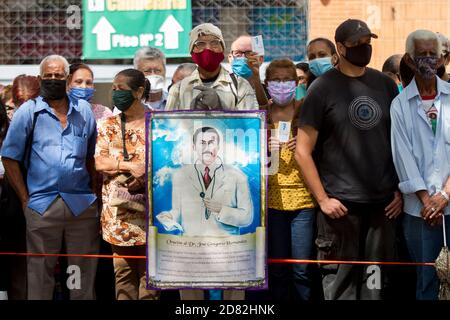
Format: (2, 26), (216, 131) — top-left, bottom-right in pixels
(230, 50), (253, 57)
(194, 39), (222, 51)
(143, 68), (163, 75)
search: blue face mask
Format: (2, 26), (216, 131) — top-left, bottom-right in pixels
(397, 83), (403, 93)
(68, 87), (95, 102)
(295, 83), (307, 100)
(309, 57), (333, 77)
(231, 57), (253, 79)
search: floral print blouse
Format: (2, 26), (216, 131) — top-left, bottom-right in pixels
(95, 115), (146, 246)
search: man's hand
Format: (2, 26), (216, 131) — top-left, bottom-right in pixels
(422, 193), (448, 221)
(318, 197), (348, 219)
(246, 52), (261, 77)
(204, 198), (223, 214)
(428, 213), (443, 227)
(385, 191), (403, 219)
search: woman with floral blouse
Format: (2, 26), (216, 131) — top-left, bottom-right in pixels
(95, 69), (158, 300)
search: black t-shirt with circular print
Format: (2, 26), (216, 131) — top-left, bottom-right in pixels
(298, 67), (399, 204)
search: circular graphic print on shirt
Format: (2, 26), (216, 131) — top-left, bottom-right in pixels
(348, 96), (383, 130)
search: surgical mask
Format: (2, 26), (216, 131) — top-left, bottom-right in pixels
(414, 56), (439, 80)
(397, 83), (403, 93)
(146, 75), (165, 93)
(309, 57), (333, 77)
(68, 87), (95, 102)
(112, 90), (135, 112)
(40, 79), (67, 100)
(231, 57), (252, 79)
(267, 80), (297, 106)
(295, 83), (307, 100)
(191, 49), (224, 72)
(343, 43), (372, 67)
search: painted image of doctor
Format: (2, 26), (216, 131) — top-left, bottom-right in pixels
(157, 126), (253, 236)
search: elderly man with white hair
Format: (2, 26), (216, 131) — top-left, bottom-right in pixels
(391, 29), (450, 300)
(1, 54), (99, 300)
(133, 46), (168, 110)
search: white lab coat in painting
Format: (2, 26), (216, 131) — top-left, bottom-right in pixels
(156, 159), (253, 236)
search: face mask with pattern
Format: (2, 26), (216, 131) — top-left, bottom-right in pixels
(414, 56), (439, 80)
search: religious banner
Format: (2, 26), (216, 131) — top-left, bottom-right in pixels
(146, 111), (267, 289)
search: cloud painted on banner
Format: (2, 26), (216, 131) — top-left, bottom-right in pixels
(153, 166), (176, 187)
(152, 119), (187, 142)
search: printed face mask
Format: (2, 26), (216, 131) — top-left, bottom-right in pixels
(267, 80), (297, 106)
(231, 57), (253, 79)
(309, 57), (333, 77)
(68, 87), (95, 102)
(112, 90), (135, 112)
(414, 56), (439, 80)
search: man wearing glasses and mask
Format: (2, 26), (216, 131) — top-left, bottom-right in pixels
(165, 23), (259, 111)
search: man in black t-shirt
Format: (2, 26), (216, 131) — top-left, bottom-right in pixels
(295, 19), (403, 300)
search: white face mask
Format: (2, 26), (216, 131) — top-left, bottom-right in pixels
(146, 75), (165, 93)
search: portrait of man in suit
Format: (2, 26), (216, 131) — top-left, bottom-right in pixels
(156, 126), (253, 236)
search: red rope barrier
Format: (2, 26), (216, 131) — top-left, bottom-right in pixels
(0, 252), (436, 266)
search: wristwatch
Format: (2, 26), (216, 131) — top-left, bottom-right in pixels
(439, 190), (450, 201)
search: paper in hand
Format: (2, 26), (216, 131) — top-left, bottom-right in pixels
(251, 35), (265, 56)
(278, 121), (291, 143)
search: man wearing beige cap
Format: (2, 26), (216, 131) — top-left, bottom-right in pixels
(165, 23), (258, 111)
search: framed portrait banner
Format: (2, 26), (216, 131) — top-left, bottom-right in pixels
(146, 111), (267, 290)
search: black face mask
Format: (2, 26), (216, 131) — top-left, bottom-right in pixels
(343, 43), (372, 67)
(40, 79), (67, 100)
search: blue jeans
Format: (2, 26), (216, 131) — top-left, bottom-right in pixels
(403, 214), (450, 300)
(268, 208), (316, 300)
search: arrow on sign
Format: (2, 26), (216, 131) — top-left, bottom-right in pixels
(92, 16), (116, 51)
(159, 15), (184, 50)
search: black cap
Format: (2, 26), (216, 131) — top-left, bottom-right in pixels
(335, 19), (378, 43)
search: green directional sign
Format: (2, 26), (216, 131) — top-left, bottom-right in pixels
(82, 0), (192, 59)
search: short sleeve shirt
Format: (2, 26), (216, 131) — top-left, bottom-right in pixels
(298, 68), (399, 203)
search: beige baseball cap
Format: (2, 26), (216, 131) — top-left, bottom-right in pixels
(189, 23), (225, 53)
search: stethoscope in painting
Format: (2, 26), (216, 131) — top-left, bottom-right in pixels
(194, 159), (223, 220)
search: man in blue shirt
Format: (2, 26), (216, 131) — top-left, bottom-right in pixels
(1, 55), (99, 300)
(391, 30), (450, 300)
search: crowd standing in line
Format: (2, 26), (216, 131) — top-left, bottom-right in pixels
(0, 18), (450, 301)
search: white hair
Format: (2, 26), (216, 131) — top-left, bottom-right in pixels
(406, 30), (442, 58)
(39, 55), (70, 77)
(133, 47), (166, 69)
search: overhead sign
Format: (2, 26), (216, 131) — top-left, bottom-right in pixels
(82, 0), (192, 59)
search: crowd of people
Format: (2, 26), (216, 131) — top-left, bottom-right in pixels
(0, 18), (449, 301)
